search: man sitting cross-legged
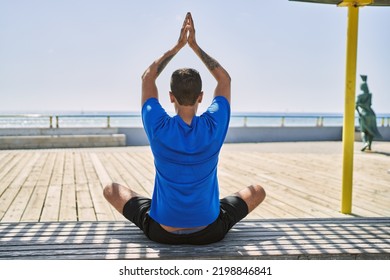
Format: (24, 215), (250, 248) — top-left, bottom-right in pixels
(104, 12), (266, 245)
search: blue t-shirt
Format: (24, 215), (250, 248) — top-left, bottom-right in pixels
(142, 96), (230, 227)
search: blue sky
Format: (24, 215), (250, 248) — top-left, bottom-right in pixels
(0, 0), (389, 114)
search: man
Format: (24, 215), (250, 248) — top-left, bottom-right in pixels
(104, 12), (265, 245)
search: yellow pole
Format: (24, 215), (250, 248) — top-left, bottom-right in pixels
(341, 5), (359, 214)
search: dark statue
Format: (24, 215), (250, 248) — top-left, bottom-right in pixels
(355, 75), (382, 152)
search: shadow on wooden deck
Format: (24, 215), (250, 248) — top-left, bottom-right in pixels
(1, 217), (389, 260)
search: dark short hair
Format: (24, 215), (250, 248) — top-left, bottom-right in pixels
(170, 68), (202, 105)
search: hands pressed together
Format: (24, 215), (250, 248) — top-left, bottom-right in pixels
(141, 12), (230, 105)
(177, 12), (197, 50)
(175, 12), (230, 102)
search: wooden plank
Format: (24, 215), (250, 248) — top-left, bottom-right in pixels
(38, 153), (65, 221)
(0, 153), (17, 179)
(0, 218), (388, 260)
(74, 153), (96, 221)
(111, 152), (152, 197)
(218, 175), (295, 219)
(89, 152), (124, 221)
(2, 222), (388, 239)
(352, 154), (390, 206)
(118, 151), (154, 192)
(99, 152), (127, 185)
(1, 153), (48, 222)
(0, 152), (9, 166)
(20, 153), (57, 222)
(0, 153), (40, 221)
(58, 152), (77, 221)
(0, 153), (25, 195)
(75, 184), (96, 221)
(90, 152), (112, 186)
(2, 239), (388, 259)
(81, 152), (118, 221)
(131, 152), (155, 176)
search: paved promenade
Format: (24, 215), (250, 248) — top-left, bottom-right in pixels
(0, 141), (389, 222)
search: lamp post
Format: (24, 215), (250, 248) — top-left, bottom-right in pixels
(289, 0), (390, 214)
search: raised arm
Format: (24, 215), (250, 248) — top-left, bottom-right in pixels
(141, 14), (190, 106)
(187, 13), (231, 103)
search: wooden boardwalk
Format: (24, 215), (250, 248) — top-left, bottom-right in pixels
(0, 141), (389, 223)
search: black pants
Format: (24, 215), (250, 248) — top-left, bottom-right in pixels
(122, 196), (249, 245)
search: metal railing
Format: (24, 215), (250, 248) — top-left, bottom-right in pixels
(0, 114), (141, 128)
(0, 114), (389, 128)
(46, 114), (141, 129)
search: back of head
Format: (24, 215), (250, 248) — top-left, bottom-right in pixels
(170, 68), (202, 105)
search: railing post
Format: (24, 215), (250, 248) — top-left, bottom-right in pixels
(107, 116), (111, 128)
(49, 116), (53, 128)
(316, 117), (322, 127)
(243, 116), (247, 127)
(56, 116), (59, 128)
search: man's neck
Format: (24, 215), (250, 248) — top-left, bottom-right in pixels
(176, 106), (197, 126)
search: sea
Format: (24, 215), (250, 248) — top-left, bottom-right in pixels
(0, 111), (389, 129)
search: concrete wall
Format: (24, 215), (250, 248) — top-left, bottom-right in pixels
(118, 127), (149, 146)
(0, 127), (120, 136)
(378, 126), (390, 140)
(0, 134), (126, 149)
(118, 126), (390, 146)
(355, 126), (390, 141)
(225, 126), (343, 143)
(117, 126), (344, 146)
(0, 128), (126, 149)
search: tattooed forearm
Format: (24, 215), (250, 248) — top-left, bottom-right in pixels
(199, 47), (220, 71)
(157, 54), (175, 76)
